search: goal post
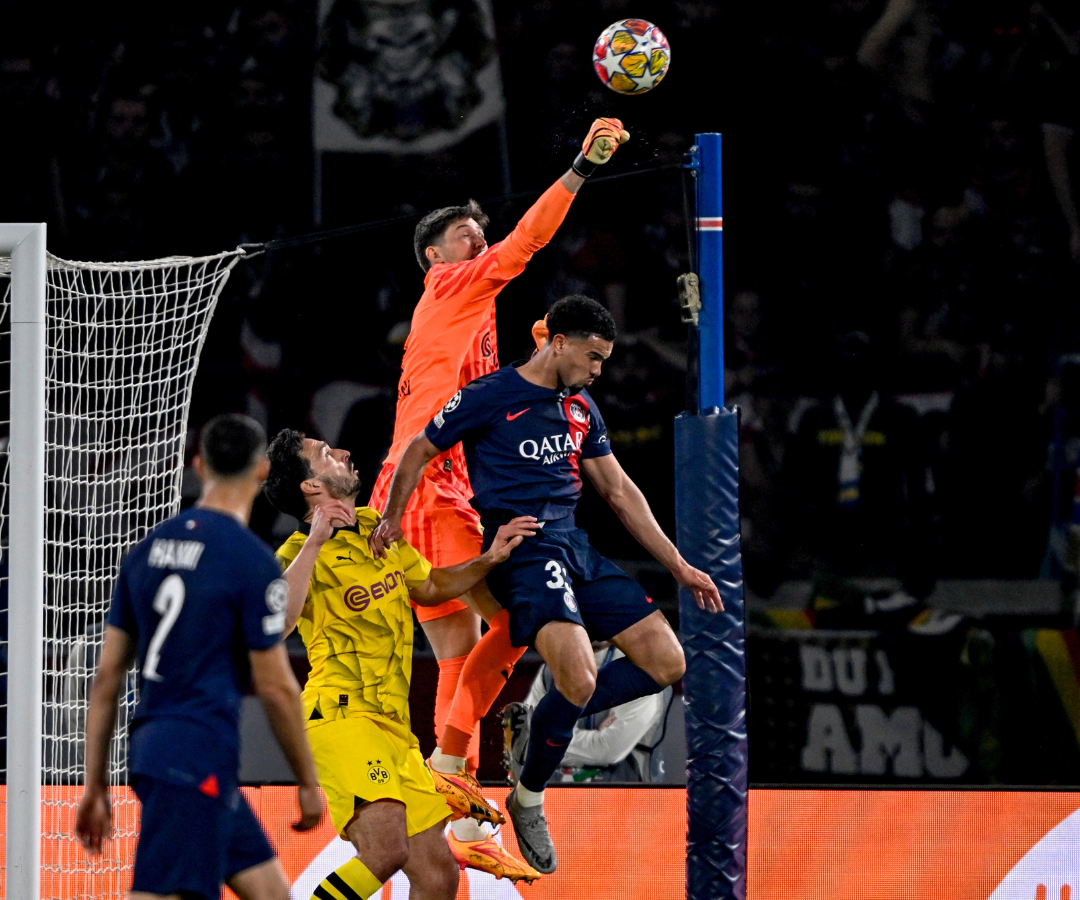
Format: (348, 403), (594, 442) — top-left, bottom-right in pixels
(675, 134), (749, 900)
(1, 222), (46, 900)
(0, 237), (245, 899)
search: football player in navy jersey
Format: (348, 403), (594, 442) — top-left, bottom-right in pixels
(372, 296), (722, 874)
(76, 414), (323, 900)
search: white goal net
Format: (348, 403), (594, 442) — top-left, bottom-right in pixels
(0, 249), (243, 899)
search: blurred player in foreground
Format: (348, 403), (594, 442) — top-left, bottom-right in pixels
(264, 430), (538, 895)
(76, 414), (323, 900)
(372, 296), (722, 873)
(367, 117), (630, 866)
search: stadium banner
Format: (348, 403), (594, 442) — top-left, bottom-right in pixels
(32, 786), (686, 900)
(313, 0), (504, 154)
(747, 625), (1080, 786)
(31, 787), (1080, 897)
(748, 789), (1080, 900)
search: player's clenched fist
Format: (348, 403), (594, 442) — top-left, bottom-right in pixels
(75, 785), (111, 854)
(582, 117), (630, 165)
(369, 515), (403, 559)
(483, 517), (539, 565)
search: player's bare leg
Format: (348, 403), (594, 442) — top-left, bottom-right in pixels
(345, 800), (411, 884)
(227, 858), (290, 900)
(505, 620), (597, 873)
(130, 893), (182, 900)
(608, 609), (686, 688)
(401, 819), (461, 900)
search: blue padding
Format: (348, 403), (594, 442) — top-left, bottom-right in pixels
(675, 407), (746, 900)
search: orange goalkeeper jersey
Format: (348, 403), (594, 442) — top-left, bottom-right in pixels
(379, 178), (576, 507)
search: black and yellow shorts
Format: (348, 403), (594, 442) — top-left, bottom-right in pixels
(307, 712), (450, 839)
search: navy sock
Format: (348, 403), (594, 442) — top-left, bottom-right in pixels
(580, 657), (663, 719)
(519, 687), (584, 792)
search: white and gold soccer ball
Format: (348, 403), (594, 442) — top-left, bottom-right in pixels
(592, 19), (671, 95)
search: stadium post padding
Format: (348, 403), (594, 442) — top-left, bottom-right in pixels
(0, 223), (46, 899)
(677, 135), (748, 899)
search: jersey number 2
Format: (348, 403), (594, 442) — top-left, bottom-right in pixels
(143, 574), (185, 682)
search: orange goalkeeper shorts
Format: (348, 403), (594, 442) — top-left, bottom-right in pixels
(369, 463), (483, 622)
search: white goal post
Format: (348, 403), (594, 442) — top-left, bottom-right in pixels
(0, 228), (245, 900)
(1, 223), (46, 900)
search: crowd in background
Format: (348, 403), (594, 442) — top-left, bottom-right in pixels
(4, 0), (1080, 613)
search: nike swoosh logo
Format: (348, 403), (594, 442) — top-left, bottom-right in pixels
(545, 739), (568, 747)
(506, 408), (530, 421)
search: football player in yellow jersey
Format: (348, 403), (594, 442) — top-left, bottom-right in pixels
(264, 430), (540, 899)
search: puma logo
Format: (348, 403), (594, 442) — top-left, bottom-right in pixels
(336, 553), (355, 563)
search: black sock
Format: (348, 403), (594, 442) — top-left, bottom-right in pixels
(580, 657), (663, 718)
(519, 687), (583, 793)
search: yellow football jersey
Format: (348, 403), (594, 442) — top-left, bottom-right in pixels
(275, 507), (431, 729)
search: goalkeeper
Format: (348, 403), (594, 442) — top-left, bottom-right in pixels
(367, 118), (630, 870)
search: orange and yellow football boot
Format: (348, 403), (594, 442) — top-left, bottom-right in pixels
(447, 831), (542, 884)
(426, 760), (506, 825)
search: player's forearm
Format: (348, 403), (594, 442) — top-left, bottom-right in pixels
(411, 556), (496, 606)
(282, 543), (320, 635)
(497, 179), (577, 270)
(83, 674), (123, 791)
(606, 480), (683, 572)
(560, 170), (586, 194)
(384, 433), (439, 522)
(257, 681), (320, 789)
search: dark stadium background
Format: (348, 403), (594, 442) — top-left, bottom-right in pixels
(4, 0), (1080, 785)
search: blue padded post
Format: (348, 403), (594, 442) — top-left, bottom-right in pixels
(676, 407), (746, 899)
(694, 132), (724, 411)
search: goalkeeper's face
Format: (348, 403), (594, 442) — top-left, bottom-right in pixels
(301, 438), (361, 501)
(430, 218), (487, 266)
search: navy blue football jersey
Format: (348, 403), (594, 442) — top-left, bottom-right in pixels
(425, 364), (612, 522)
(107, 507), (287, 787)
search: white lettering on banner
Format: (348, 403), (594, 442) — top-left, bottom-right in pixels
(833, 648), (867, 697)
(148, 539), (205, 571)
(800, 645), (834, 692)
(800, 702), (969, 778)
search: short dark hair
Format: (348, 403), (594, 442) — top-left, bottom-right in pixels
(199, 414), (266, 478)
(264, 428), (312, 520)
(413, 200), (489, 272)
(546, 295), (617, 343)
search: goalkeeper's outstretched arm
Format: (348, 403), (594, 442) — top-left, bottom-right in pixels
(496, 117), (631, 273)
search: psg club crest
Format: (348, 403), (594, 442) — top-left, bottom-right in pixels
(569, 400), (588, 424)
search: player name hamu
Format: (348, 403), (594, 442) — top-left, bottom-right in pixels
(146, 539), (205, 571)
(518, 430), (585, 465)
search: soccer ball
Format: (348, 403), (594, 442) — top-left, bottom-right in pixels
(592, 19), (671, 95)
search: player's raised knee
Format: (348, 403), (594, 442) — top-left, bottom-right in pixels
(654, 644), (687, 687)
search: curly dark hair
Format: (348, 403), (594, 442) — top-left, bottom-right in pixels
(546, 294), (617, 343)
(199, 414), (266, 478)
(413, 199), (489, 272)
(264, 428), (313, 520)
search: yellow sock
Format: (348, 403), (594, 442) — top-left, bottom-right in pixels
(312, 857), (383, 900)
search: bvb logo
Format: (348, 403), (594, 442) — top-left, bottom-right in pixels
(367, 762), (390, 785)
(344, 585), (370, 612)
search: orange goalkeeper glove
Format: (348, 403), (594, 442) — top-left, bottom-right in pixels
(531, 316), (549, 352)
(572, 117), (630, 178)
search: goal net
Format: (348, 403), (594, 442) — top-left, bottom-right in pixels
(0, 249), (243, 898)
